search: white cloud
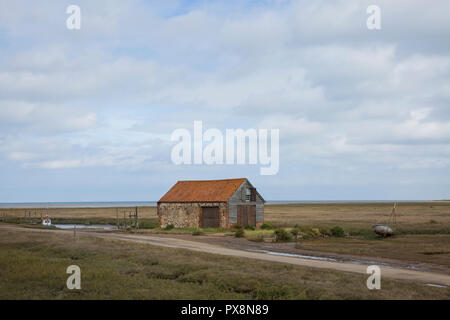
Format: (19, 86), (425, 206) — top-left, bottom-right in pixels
(40, 159), (82, 169)
(0, 0), (450, 200)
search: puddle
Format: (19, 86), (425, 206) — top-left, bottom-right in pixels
(246, 249), (434, 273)
(426, 283), (448, 288)
(53, 224), (116, 230)
(247, 249), (337, 262)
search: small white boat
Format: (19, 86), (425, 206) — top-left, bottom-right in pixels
(372, 203), (396, 237)
(41, 217), (52, 226)
(372, 224), (394, 237)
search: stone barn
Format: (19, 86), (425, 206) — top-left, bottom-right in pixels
(157, 178), (265, 229)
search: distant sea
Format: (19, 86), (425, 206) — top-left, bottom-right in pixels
(0, 200), (431, 209)
(0, 201), (158, 209)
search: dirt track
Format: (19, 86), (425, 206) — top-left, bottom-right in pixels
(1, 224), (449, 287)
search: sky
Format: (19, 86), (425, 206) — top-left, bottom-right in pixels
(0, 0), (449, 202)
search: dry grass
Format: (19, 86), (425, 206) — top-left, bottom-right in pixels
(0, 206), (159, 228)
(2, 202), (449, 267)
(0, 206), (157, 219)
(244, 230), (275, 242)
(265, 202), (450, 235)
(3, 202), (448, 234)
(295, 235), (450, 266)
(264, 202), (450, 267)
(265, 202), (450, 226)
(0, 228), (448, 300)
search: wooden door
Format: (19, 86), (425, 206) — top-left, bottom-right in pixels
(237, 205), (247, 226)
(247, 205), (256, 226)
(237, 205), (256, 227)
(201, 207), (219, 228)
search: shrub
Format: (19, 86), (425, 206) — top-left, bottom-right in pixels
(319, 228), (331, 236)
(246, 233), (265, 242)
(139, 220), (159, 229)
(274, 228), (293, 242)
(164, 224), (174, 230)
(244, 225), (255, 231)
(299, 232), (312, 240)
(290, 228), (300, 238)
(235, 229), (245, 238)
(330, 226), (345, 237)
(192, 230), (203, 236)
(261, 223), (274, 230)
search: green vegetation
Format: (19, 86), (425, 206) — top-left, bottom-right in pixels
(290, 227), (300, 238)
(294, 234), (450, 266)
(2, 201), (450, 268)
(244, 230), (274, 242)
(264, 202), (450, 236)
(0, 228), (447, 300)
(191, 230), (203, 236)
(1, 217), (160, 229)
(137, 219), (159, 229)
(274, 228), (293, 242)
(260, 222), (274, 230)
(235, 228), (245, 238)
(330, 226), (345, 237)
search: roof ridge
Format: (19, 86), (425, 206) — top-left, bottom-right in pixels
(177, 178), (246, 182)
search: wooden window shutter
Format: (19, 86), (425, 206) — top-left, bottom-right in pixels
(241, 187), (246, 200)
(251, 188), (256, 201)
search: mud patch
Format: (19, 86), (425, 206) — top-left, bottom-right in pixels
(421, 251), (448, 255)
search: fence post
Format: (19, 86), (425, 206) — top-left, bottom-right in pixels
(135, 206), (139, 230)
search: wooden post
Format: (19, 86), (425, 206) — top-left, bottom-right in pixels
(393, 202), (397, 225)
(135, 206), (139, 230)
(129, 211), (132, 230)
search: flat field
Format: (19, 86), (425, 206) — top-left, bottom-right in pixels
(264, 202), (450, 267)
(0, 227), (448, 299)
(1, 202), (449, 268)
(2, 201), (449, 233)
(265, 201), (450, 233)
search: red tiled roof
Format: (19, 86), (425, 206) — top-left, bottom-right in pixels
(158, 178), (247, 203)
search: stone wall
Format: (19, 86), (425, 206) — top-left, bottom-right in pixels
(158, 202), (228, 228)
